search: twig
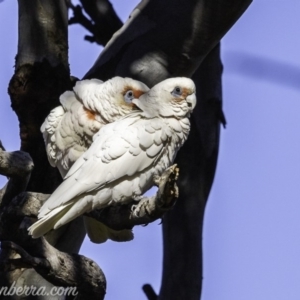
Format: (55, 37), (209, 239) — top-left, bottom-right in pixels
(68, 0), (122, 46)
(0, 140), (5, 151)
(142, 284), (158, 300)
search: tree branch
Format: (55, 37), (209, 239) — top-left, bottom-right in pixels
(0, 144), (34, 208)
(68, 3), (96, 35)
(84, 0), (252, 83)
(143, 284), (158, 300)
(68, 0), (122, 46)
(0, 140), (5, 151)
(0, 164), (179, 238)
(1, 236), (106, 300)
(0, 190), (106, 298)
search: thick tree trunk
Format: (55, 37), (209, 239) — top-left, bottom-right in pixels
(10, 0), (70, 194)
(159, 44), (224, 300)
(0, 1), (86, 299)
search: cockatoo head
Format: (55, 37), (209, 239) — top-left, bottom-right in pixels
(74, 77), (149, 122)
(133, 77), (196, 118)
(103, 77), (149, 112)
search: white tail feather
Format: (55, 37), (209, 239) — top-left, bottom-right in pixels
(28, 203), (73, 238)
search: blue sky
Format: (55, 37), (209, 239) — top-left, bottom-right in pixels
(1, 1), (300, 299)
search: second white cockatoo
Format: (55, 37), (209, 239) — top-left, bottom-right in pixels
(42, 76), (149, 243)
(43, 77), (149, 177)
(29, 77), (197, 243)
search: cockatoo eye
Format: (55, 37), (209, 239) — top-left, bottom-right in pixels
(124, 90), (134, 103)
(171, 86), (182, 97)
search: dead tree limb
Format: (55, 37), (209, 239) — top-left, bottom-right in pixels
(67, 0), (122, 46)
(0, 147), (34, 208)
(1, 233), (106, 299)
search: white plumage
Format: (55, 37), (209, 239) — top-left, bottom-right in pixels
(29, 77), (197, 242)
(42, 77), (149, 177)
(41, 77), (149, 243)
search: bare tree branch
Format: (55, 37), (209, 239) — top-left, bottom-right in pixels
(85, 0), (252, 83)
(0, 165), (179, 236)
(68, 3), (95, 35)
(1, 235), (106, 300)
(0, 189), (106, 299)
(80, 0), (122, 45)
(143, 284), (158, 300)
(68, 0), (122, 46)
(0, 140), (5, 151)
(0, 145), (33, 208)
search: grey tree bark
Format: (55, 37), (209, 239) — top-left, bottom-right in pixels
(0, 0), (252, 299)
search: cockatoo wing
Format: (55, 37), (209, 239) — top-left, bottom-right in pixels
(42, 80), (106, 177)
(41, 101), (66, 169)
(29, 114), (169, 238)
(38, 114), (168, 218)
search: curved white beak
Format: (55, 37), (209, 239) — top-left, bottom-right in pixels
(186, 93), (197, 111)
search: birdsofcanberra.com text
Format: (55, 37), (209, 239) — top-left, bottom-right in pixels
(0, 282), (78, 297)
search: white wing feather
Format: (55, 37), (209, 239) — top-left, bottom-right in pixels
(29, 114), (172, 238)
(41, 89), (102, 177)
(41, 104), (65, 168)
(39, 115), (166, 214)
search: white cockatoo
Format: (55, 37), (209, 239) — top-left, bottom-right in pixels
(41, 77), (149, 243)
(29, 77), (197, 243)
(43, 77), (149, 177)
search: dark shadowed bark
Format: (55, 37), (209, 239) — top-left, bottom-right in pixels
(9, 0), (70, 193)
(85, 0), (251, 83)
(159, 44), (224, 300)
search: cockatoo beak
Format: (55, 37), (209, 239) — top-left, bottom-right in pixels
(132, 102), (142, 110)
(132, 98), (145, 111)
(186, 93), (197, 111)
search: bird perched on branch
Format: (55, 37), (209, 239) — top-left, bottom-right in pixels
(41, 77), (149, 243)
(29, 77), (197, 243)
(42, 77), (149, 177)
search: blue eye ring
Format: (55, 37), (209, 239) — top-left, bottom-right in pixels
(171, 86), (182, 97)
(124, 90), (134, 103)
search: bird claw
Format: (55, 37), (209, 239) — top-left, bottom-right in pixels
(132, 194), (143, 201)
(131, 204), (137, 212)
(153, 174), (160, 186)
